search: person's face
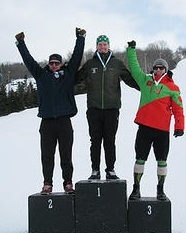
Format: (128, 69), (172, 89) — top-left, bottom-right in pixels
(153, 66), (166, 76)
(97, 41), (109, 53)
(48, 60), (63, 72)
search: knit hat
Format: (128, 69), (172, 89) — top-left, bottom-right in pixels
(49, 54), (62, 62)
(96, 35), (110, 45)
(153, 58), (168, 71)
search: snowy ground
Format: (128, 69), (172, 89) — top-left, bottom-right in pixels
(0, 59), (186, 233)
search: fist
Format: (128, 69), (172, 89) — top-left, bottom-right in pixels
(15, 32), (25, 41)
(128, 40), (136, 48)
(76, 28), (86, 37)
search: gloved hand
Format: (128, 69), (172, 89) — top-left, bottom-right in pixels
(76, 28), (86, 38)
(127, 40), (136, 48)
(15, 32), (25, 41)
(173, 130), (184, 137)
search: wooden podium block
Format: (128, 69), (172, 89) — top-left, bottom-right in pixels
(128, 197), (171, 233)
(75, 180), (128, 233)
(28, 192), (75, 233)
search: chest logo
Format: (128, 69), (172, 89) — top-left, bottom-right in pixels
(91, 68), (98, 74)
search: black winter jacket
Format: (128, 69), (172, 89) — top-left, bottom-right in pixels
(75, 51), (139, 109)
(16, 36), (85, 118)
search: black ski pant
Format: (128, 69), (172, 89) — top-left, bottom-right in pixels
(39, 116), (73, 185)
(135, 124), (169, 161)
(86, 108), (119, 172)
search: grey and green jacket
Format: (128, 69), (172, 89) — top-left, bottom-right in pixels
(75, 50), (139, 109)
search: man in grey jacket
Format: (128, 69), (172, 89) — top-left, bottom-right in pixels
(75, 35), (139, 180)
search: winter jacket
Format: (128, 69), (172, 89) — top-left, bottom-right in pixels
(75, 50), (139, 109)
(16, 36), (85, 118)
(126, 47), (184, 132)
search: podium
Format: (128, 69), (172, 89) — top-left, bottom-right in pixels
(75, 180), (128, 233)
(28, 192), (75, 233)
(28, 182), (172, 233)
(128, 197), (172, 233)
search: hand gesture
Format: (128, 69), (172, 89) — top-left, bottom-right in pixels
(76, 28), (86, 38)
(127, 40), (136, 48)
(15, 32), (25, 41)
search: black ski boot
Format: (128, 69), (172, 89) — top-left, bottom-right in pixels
(88, 170), (101, 180)
(129, 184), (141, 200)
(157, 185), (167, 201)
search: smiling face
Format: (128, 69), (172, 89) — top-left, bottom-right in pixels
(48, 60), (63, 72)
(153, 65), (166, 76)
(96, 41), (110, 53)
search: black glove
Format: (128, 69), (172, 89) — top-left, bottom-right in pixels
(76, 28), (86, 38)
(15, 32), (25, 41)
(127, 40), (136, 48)
(173, 130), (184, 137)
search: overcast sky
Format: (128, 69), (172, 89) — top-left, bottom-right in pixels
(1, 0), (186, 63)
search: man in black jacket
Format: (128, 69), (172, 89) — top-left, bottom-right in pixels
(75, 35), (139, 180)
(15, 28), (86, 194)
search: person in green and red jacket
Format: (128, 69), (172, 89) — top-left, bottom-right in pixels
(126, 40), (184, 201)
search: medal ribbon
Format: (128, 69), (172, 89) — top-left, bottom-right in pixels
(153, 73), (167, 86)
(96, 51), (112, 70)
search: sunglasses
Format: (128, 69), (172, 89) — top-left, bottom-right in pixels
(49, 61), (61, 66)
(153, 66), (165, 70)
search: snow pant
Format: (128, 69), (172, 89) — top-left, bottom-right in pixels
(39, 116), (73, 185)
(135, 124), (170, 161)
(132, 125), (169, 189)
(86, 108), (119, 171)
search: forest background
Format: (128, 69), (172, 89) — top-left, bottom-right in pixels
(0, 40), (186, 116)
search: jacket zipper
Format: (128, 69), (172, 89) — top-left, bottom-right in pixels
(101, 69), (106, 109)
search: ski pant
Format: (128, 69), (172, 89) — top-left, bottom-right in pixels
(86, 108), (119, 171)
(135, 124), (170, 161)
(39, 116), (73, 185)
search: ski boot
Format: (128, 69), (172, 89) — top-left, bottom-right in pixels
(129, 184), (141, 200)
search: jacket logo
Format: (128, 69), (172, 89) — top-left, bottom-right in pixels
(146, 80), (153, 86)
(91, 68), (98, 74)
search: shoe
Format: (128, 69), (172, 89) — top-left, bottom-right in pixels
(157, 185), (167, 201)
(129, 184), (141, 200)
(106, 170), (119, 180)
(88, 170), (101, 180)
(64, 181), (75, 194)
(40, 182), (52, 195)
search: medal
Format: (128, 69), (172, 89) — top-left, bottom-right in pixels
(154, 86), (163, 94)
(154, 87), (160, 93)
(54, 72), (59, 78)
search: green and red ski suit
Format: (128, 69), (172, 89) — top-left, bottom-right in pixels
(126, 47), (184, 132)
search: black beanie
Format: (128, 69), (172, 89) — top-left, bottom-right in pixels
(49, 54), (62, 62)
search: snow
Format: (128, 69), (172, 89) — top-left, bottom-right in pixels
(0, 59), (186, 233)
(6, 78), (36, 92)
